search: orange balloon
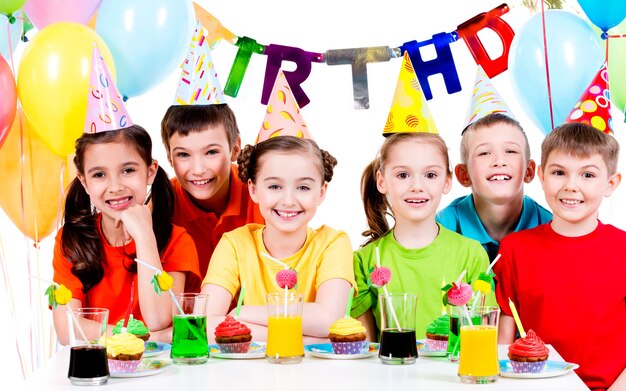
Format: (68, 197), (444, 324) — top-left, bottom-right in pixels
(0, 110), (75, 242)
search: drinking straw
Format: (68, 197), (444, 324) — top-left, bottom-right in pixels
(486, 254), (501, 274)
(345, 286), (354, 318)
(121, 281), (135, 333)
(375, 247), (401, 331)
(235, 284), (246, 318)
(30, 275), (56, 286)
(470, 254), (501, 310)
(261, 252), (290, 316)
(508, 297), (526, 338)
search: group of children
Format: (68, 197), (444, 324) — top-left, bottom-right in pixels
(49, 40), (625, 391)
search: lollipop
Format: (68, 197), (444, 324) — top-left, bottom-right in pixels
(276, 269), (298, 289)
(45, 283), (72, 309)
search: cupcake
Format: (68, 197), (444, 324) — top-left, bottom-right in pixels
(112, 315), (150, 341)
(425, 314), (449, 351)
(106, 332), (145, 373)
(214, 315), (252, 353)
(508, 329), (549, 373)
(328, 317), (367, 354)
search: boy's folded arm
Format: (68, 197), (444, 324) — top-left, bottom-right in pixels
(498, 314), (516, 344)
(607, 367), (626, 391)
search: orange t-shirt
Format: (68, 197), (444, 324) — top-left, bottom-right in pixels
(52, 216), (201, 325)
(172, 164), (263, 292)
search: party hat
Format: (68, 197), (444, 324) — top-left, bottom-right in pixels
(85, 44), (133, 133)
(174, 21), (225, 105)
(256, 70), (311, 143)
(565, 63), (612, 134)
(463, 65), (515, 129)
(383, 52), (438, 135)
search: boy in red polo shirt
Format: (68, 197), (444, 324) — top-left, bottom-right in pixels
(160, 24), (262, 292)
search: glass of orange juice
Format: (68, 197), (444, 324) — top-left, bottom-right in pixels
(458, 306), (500, 384)
(265, 292), (304, 364)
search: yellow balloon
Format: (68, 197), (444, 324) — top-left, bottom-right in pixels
(17, 22), (116, 157)
(0, 109), (76, 242)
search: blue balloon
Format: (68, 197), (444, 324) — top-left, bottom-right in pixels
(509, 11), (602, 135)
(96, 0), (194, 98)
(1, 12), (23, 62)
(578, 0), (626, 33)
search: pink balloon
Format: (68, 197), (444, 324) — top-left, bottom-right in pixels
(0, 55), (16, 149)
(23, 0), (101, 30)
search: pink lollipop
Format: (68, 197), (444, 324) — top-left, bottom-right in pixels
(276, 269), (297, 289)
(371, 266), (391, 287)
(447, 282), (473, 306)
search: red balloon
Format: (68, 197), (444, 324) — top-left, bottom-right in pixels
(0, 55), (16, 149)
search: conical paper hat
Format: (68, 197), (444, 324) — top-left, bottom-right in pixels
(85, 44), (133, 133)
(383, 51), (438, 135)
(174, 21), (225, 105)
(256, 70), (312, 143)
(464, 65), (515, 129)
(565, 63), (612, 134)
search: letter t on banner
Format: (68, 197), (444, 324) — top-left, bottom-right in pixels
(401, 32), (462, 101)
(261, 44), (324, 108)
(456, 3), (514, 78)
(326, 47), (395, 110)
(224, 36), (266, 98)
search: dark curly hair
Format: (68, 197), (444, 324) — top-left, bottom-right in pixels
(237, 136), (337, 184)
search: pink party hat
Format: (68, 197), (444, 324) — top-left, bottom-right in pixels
(256, 70), (312, 143)
(174, 21), (225, 105)
(85, 44), (133, 133)
(383, 52), (438, 135)
(565, 63), (612, 134)
(463, 65), (515, 129)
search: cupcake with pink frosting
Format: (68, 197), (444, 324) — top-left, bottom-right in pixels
(507, 330), (549, 373)
(214, 315), (252, 353)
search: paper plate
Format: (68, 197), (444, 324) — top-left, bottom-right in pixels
(110, 359), (170, 378)
(143, 342), (171, 358)
(417, 339), (447, 357)
(499, 360), (580, 379)
(304, 343), (378, 359)
(208, 341), (265, 359)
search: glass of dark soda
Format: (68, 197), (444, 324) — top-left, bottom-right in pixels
(67, 308), (110, 385)
(378, 293), (418, 365)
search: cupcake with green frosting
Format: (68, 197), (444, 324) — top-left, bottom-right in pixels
(425, 314), (449, 351)
(112, 315), (150, 341)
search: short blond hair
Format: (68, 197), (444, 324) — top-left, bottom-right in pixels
(541, 123), (619, 175)
(460, 113), (530, 164)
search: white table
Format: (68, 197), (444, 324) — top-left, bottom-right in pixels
(25, 345), (589, 390)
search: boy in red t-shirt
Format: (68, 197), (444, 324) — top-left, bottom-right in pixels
(161, 104), (263, 292)
(495, 123), (625, 391)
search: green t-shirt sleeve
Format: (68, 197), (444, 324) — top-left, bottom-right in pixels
(350, 248), (376, 318)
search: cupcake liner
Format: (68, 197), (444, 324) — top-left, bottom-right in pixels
(217, 341), (252, 353)
(425, 338), (448, 351)
(331, 341), (367, 355)
(510, 359), (547, 373)
(108, 358), (141, 373)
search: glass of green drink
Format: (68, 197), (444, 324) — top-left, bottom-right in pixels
(171, 293), (209, 365)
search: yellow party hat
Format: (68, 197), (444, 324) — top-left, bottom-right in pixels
(383, 51), (438, 135)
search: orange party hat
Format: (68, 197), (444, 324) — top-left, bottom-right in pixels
(383, 51), (438, 135)
(565, 63), (612, 134)
(464, 65), (515, 129)
(256, 70), (312, 143)
(85, 44), (132, 133)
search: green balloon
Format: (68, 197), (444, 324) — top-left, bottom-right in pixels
(0, 0), (27, 16)
(607, 19), (626, 112)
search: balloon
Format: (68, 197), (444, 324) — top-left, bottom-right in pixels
(23, 0), (101, 30)
(17, 22), (116, 157)
(509, 10), (602, 134)
(96, 0), (194, 98)
(1, 12), (22, 61)
(578, 0), (626, 33)
(0, 0), (26, 16)
(0, 55), (16, 149)
(606, 19), (626, 112)
(0, 109), (75, 242)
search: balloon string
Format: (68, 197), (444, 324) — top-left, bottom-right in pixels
(539, 0), (555, 130)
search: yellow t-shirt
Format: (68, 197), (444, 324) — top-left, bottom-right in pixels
(203, 224), (356, 304)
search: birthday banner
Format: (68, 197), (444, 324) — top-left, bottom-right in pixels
(196, 2), (514, 109)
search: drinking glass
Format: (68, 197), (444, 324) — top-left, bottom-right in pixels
(378, 293), (418, 365)
(171, 293), (209, 364)
(458, 306), (500, 384)
(67, 307), (110, 386)
(265, 292), (304, 364)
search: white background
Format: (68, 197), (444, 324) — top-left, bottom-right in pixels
(1, 0), (624, 383)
